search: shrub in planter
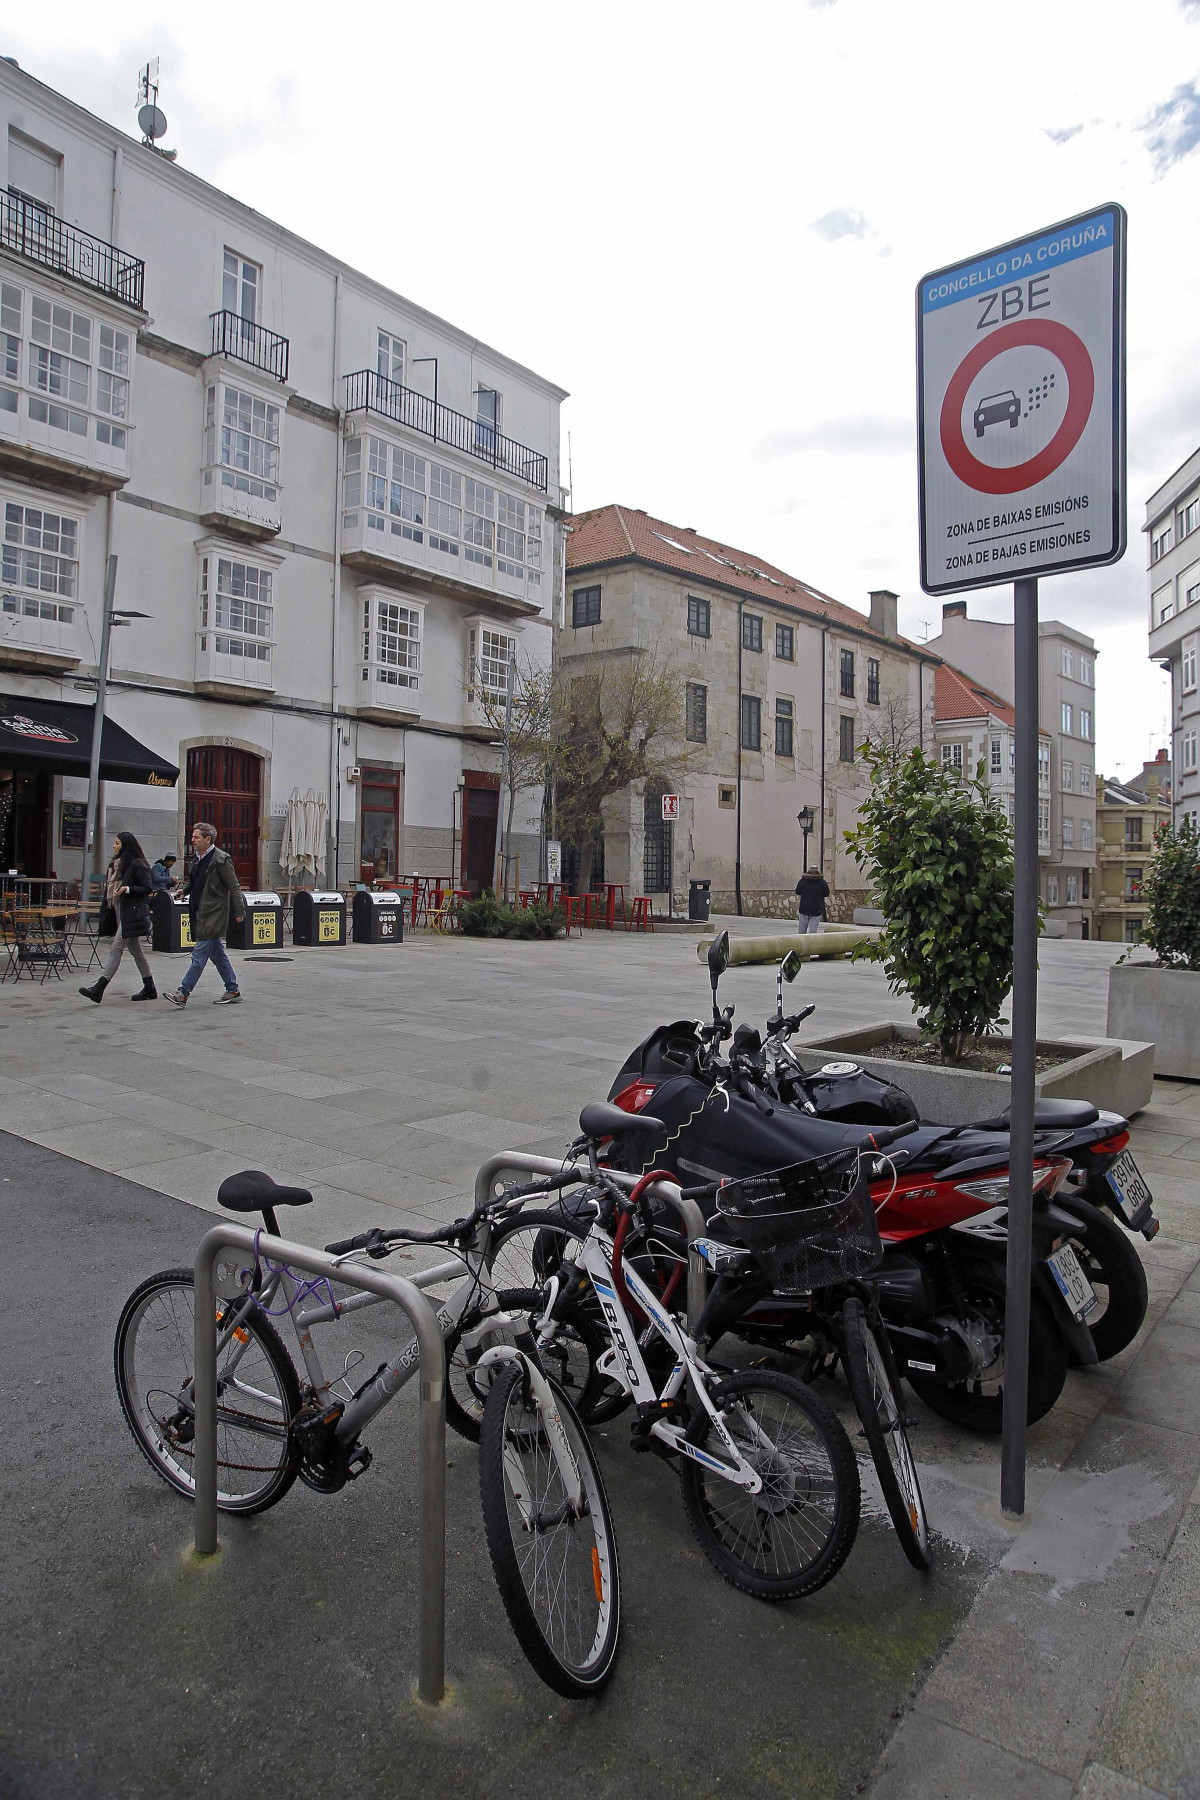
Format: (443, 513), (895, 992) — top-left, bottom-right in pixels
(458, 891), (565, 940)
(843, 745), (1014, 1063)
(1134, 817), (1200, 969)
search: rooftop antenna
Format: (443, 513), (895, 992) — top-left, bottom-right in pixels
(918, 618), (933, 641)
(566, 429), (574, 505)
(136, 59), (176, 159)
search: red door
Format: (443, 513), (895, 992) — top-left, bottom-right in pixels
(185, 748), (262, 885)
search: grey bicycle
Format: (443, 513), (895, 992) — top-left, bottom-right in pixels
(113, 1166), (607, 1513)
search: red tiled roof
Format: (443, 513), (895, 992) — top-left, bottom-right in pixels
(565, 503), (933, 654)
(935, 661), (1017, 727)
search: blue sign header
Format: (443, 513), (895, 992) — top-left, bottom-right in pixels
(921, 210), (1116, 314)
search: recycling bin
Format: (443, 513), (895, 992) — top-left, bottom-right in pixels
(352, 888), (405, 944)
(226, 891), (284, 951)
(151, 890), (194, 954)
(688, 878), (712, 923)
(293, 888), (348, 947)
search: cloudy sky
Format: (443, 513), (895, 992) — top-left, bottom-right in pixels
(8, 0), (1197, 777)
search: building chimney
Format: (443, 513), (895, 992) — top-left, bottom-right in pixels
(942, 600), (967, 621)
(869, 588), (899, 640)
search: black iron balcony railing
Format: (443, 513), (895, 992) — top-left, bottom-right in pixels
(209, 309), (290, 383)
(1, 188), (144, 309)
(343, 369), (548, 492)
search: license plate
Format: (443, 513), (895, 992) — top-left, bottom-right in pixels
(1047, 1243), (1100, 1323)
(1105, 1150), (1152, 1225)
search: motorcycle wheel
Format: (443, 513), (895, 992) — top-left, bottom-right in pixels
(1056, 1195), (1148, 1363)
(903, 1259), (1067, 1435)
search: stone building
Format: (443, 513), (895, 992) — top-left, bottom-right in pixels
(561, 504), (937, 916)
(0, 58), (565, 890)
(1095, 768), (1170, 944)
(926, 600), (1098, 938)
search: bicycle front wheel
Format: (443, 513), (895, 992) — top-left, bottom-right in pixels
(114, 1269), (300, 1514)
(680, 1369), (859, 1600)
(480, 1362), (621, 1697)
(445, 1288), (607, 1444)
(842, 1297), (931, 1571)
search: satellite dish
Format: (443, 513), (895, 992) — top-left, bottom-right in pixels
(138, 103), (168, 141)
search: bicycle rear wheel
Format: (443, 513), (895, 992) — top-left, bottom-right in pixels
(841, 1296), (931, 1571)
(479, 1362), (621, 1697)
(114, 1269), (300, 1514)
(680, 1368), (859, 1600)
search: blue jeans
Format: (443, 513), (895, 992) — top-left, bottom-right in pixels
(180, 936), (239, 996)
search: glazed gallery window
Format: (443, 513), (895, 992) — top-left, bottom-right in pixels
(363, 594), (421, 689)
(572, 586), (601, 628)
(1, 500), (78, 620)
(685, 682), (707, 744)
(96, 324), (131, 447)
(742, 612), (763, 653)
(776, 623), (794, 661)
(205, 384), (279, 500)
(839, 715), (856, 763)
(840, 648), (855, 697)
(687, 594), (710, 637)
(28, 295), (90, 435)
(740, 694), (762, 751)
(1039, 796), (1051, 838)
(199, 555), (273, 662)
(775, 696), (794, 758)
(468, 625), (516, 702)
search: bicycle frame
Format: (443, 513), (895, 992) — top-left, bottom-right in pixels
(545, 1219), (766, 1494)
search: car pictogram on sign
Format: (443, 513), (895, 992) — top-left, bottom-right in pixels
(973, 389), (1022, 437)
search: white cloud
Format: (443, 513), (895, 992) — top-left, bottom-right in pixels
(811, 207), (871, 242)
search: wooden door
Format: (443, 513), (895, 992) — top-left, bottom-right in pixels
(185, 747), (262, 885)
(462, 785), (499, 896)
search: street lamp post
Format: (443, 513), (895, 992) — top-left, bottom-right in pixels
(797, 805), (814, 874)
(80, 555), (150, 886)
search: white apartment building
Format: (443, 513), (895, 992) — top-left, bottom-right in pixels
(932, 658), (1052, 845)
(1146, 446), (1200, 831)
(0, 59), (565, 892)
(926, 601), (1098, 937)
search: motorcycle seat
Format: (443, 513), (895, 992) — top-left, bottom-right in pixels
(968, 1098), (1100, 1132)
(579, 1100), (665, 1141)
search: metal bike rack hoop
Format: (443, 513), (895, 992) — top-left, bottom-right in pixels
(193, 1222), (448, 1705)
(473, 1151), (707, 1334)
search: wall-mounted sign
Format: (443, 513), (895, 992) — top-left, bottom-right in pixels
(59, 800), (87, 848)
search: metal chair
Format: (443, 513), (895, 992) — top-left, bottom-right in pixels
(9, 911), (72, 982)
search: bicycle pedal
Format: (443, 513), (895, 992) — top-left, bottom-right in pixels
(345, 1444), (373, 1480)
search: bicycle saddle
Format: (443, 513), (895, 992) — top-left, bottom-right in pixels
(579, 1101), (664, 1140)
(217, 1169), (314, 1212)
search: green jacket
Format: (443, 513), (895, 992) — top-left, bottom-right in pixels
(190, 847), (245, 941)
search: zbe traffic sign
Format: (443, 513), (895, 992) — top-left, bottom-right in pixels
(917, 203), (1126, 595)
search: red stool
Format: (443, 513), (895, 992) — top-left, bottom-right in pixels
(582, 892), (601, 928)
(563, 895), (585, 936)
(628, 896), (655, 933)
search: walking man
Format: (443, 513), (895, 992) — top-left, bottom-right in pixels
(164, 822), (245, 1007)
(795, 866), (830, 935)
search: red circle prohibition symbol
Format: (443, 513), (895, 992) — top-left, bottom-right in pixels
(939, 319), (1095, 496)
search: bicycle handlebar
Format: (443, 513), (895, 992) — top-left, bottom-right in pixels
(323, 1171), (584, 1258)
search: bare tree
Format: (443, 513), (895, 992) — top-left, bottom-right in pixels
(550, 648), (688, 895)
(860, 687), (924, 762)
(475, 652), (553, 898)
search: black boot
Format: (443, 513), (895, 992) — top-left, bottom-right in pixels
(79, 976), (108, 1004)
(131, 976), (157, 1001)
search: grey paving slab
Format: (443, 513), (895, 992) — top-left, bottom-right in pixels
(869, 1711), (1073, 1800)
(1092, 1641), (1200, 1799)
(30, 1118), (204, 1170)
(0, 1091), (107, 1135)
(1107, 1322), (1200, 1436)
(315, 1158), (455, 1209)
(1074, 1766), (1171, 1800)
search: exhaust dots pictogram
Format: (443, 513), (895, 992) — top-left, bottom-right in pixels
(1026, 371), (1057, 414)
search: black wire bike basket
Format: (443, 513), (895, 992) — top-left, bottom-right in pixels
(713, 1147), (882, 1294)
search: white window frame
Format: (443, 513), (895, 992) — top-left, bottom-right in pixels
(990, 735), (1002, 774)
(222, 249), (260, 323)
(361, 586), (424, 693)
(1061, 759), (1074, 792)
(1184, 730), (1199, 772)
(206, 383), (280, 501)
(1, 495), (80, 622)
(1080, 764), (1093, 795)
(1038, 741), (1050, 783)
(1061, 701), (1073, 734)
(1080, 708), (1092, 741)
(1080, 653), (1093, 685)
(1152, 520), (1174, 562)
(1184, 636), (1198, 694)
(198, 549), (275, 667)
(1066, 873), (1079, 905)
(1046, 873), (1060, 905)
(1062, 816), (1075, 848)
(1081, 819), (1093, 850)
(1038, 796), (1051, 839)
(467, 620), (518, 704)
(1061, 647), (1073, 677)
(377, 329), (405, 388)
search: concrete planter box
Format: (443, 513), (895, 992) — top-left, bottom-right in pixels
(1108, 962), (1196, 1080)
(799, 1021), (1154, 1124)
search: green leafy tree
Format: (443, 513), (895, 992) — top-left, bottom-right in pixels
(1137, 818), (1200, 970)
(843, 745), (1015, 1062)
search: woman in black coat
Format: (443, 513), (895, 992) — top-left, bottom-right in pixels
(79, 830), (157, 1003)
(795, 867), (830, 935)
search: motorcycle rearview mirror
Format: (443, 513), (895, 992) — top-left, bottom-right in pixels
(781, 950), (803, 983)
(707, 928), (730, 1024)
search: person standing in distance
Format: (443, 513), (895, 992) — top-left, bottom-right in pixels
(150, 851), (178, 891)
(164, 822), (245, 1007)
(79, 831), (156, 1002)
(795, 866), (830, 935)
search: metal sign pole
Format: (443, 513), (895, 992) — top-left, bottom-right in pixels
(1001, 575), (1040, 1516)
(81, 554), (118, 886)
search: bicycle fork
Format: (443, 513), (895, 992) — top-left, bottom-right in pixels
(475, 1342), (586, 1529)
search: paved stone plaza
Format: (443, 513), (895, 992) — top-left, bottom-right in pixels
(2, 923), (1199, 1798)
